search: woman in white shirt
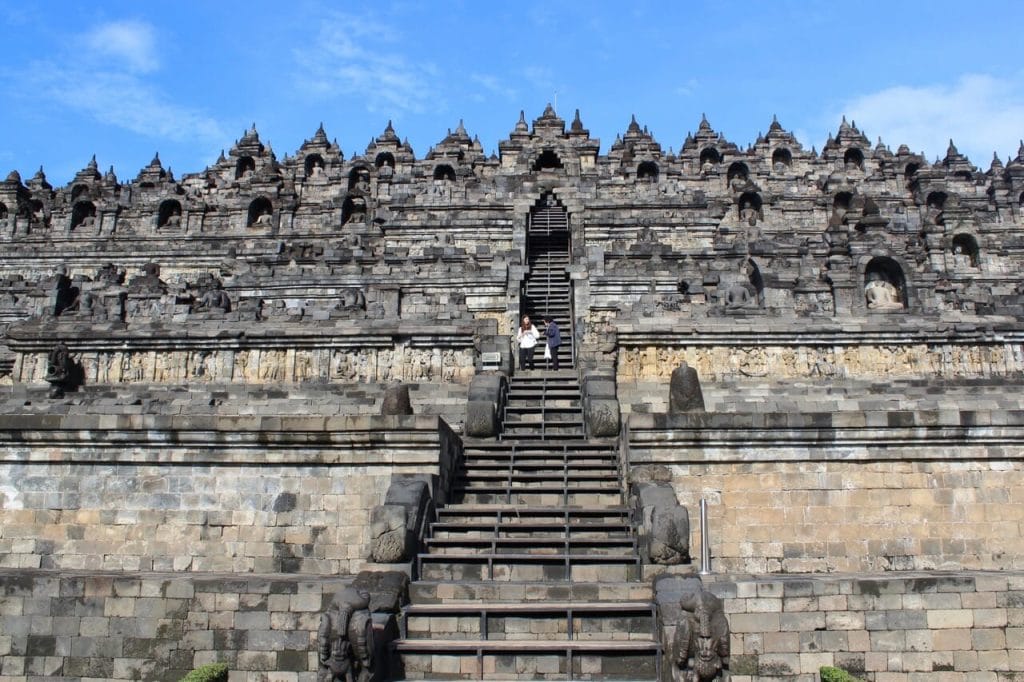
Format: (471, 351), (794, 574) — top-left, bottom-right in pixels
(516, 315), (539, 370)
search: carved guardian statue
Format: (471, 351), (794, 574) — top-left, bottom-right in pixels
(673, 590), (730, 681)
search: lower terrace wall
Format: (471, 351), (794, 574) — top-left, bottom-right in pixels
(0, 415), (461, 575)
(705, 571), (1024, 681)
(0, 569), (348, 681)
(628, 411), (1024, 573)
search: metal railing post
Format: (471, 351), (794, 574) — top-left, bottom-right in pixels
(699, 498), (711, 575)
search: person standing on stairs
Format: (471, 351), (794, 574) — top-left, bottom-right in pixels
(544, 315), (561, 371)
(516, 315), (539, 370)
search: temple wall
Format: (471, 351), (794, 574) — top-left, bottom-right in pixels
(0, 415), (461, 576)
(0, 570), (346, 681)
(707, 572), (1024, 680)
(671, 459), (1024, 574)
(628, 412), (1024, 573)
(14, 346), (477, 386)
(617, 342), (1024, 384)
(0, 462), (391, 574)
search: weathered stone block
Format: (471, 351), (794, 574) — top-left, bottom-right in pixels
(465, 399), (498, 437)
(669, 362), (704, 412)
(585, 398), (620, 437)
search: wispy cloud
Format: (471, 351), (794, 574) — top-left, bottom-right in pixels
(25, 65), (225, 144)
(9, 20), (226, 149)
(82, 20), (158, 74)
(293, 11), (438, 114)
(832, 74), (1024, 164)
(470, 74), (517, 101)
(674, 78), (699, 97)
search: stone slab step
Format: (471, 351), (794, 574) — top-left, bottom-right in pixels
(458, 471), (618, 482)
(464, 448), (614, 458)
(436, 506), (630, 520)
(429, 522), (633, 539)
(464, 443), (616, 453)
(417, 553), (641, 582)
(409, 580), (653, 604)
(454, 492), (623, 508)
(462, 458), (614, 471)
(395, 638), (657, 653)
(505, 405), (582, 413)
(396, 641), (660, 681)
(498, 433), (591, 443)
(402, 602), (656, 645)
(424, 537), (636, 554)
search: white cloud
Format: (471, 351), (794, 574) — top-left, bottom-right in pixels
(675, 78), (699, 97)
(24, 62), (226, 145)
(470, 74), (517, 101)
(834, 74), (1024, 165)
(293, 11), (438, 114)
(82, 20), (158, 74)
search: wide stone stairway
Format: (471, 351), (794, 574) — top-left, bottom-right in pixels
(393, 374), (661, 680)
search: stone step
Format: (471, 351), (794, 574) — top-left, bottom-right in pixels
(463, 441), (615, 452)
(409, 579), (651, 604)
(424, 536), (637, 555)
(463, 450), (617, 463)
(457, 471), (619, 485)
(461, 463), (618, 476)
(454, 490), (623, 507)
(504, 405), (583, 415)
(435, 505), (631, 526)
(417, 553), (641, 582)
(500, 421), (584, 432)
(397, 645), (659, 680)
(462, 456), (617, 468)
(481, 438), (614, 448)
(498, 432), (590, 443)
(401, 600), (656, 641)
(429, 522), (633, 540)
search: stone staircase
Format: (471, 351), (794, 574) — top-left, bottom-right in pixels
(522, 198), (573, 371)
(394, 374), (661, 680)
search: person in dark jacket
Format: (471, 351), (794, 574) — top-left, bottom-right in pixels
(544, 315), (561, 370)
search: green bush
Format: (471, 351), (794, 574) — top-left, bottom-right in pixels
(820, 666), (866, 682)
(180, 662), (229, 682)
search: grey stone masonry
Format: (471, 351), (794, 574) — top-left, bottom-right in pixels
(0, 568), (351, 682)
(707, 571), (1024, 680)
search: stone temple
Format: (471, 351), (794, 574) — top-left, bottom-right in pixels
(1, 105), (1023, 681)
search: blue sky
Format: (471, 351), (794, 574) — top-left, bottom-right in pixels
(2, 1), (1023, 185)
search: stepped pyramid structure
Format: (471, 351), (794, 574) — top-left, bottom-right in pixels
(0, 106), (1024, 680)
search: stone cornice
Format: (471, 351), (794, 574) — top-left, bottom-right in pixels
(614, 317), (1024, 346)
(0, 414), (450, 465)
(627, 411), (1024, 464)
(5, 320), (483, 352)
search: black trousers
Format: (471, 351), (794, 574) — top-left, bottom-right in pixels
(519, 346), (534, 370)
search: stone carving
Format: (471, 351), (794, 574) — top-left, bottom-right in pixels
(95, 263), (125, 286)
(620, 343), (1024, 382)
(317, 571), (407, 682)
(336, 288), (367, 314)
(127, 263), (167, 295)
(673, 590), (730, 682)
(465, 374), (508, 438)
(582, 374), (620, 437)
(44, 341), (74, 398)
(191, 275), (231, 313)
(370, 477), (432, 563)
(317, 589), (375, 682)
(669, 362), (704, 412)
(632, 482), (689, 564)
(865, 278), (903, 310)
(723, 283), (751, 309)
